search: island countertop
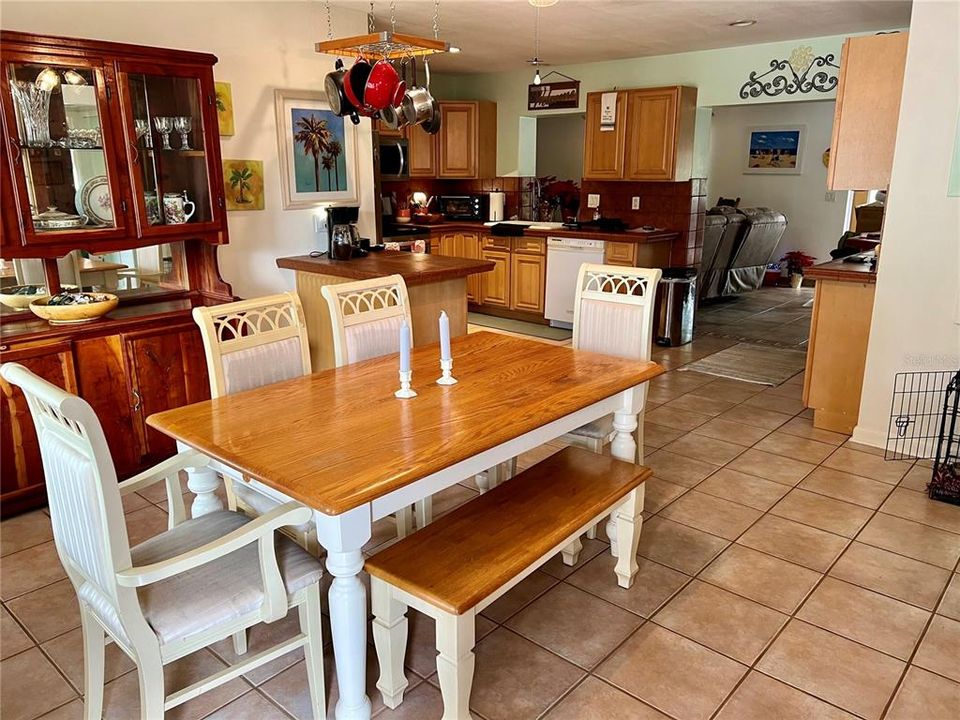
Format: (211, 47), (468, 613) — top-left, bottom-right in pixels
(276, 251), (494, 287)
(804, 257), (878, 284)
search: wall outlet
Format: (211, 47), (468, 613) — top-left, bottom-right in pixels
(313, 209), (328, 235)
(824, 191), (837, 202)
(631, 196), (641, 210)
(586, 193), (600, 209)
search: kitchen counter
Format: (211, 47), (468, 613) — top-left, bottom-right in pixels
(277, 251), (493, 370)
(417, 221), (681, 245)
(803, 257), (878, 284)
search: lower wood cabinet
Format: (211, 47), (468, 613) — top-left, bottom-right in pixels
(605, 241), (638, 266)
(480, 249), (510, 307)
(0, 316), (210, 517)
(436, 232), (482, 302)
(510, 253), (546, 314)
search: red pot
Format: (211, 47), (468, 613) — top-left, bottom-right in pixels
(363, 59), (401, 111)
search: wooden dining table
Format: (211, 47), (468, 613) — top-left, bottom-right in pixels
(147, 331), (663, 720)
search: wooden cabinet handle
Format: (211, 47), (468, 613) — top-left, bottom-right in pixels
(132, 388), (142, 411)
(130, 142), (139, 164)
(8, 138), (20, 162)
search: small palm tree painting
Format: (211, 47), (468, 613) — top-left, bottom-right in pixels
(222, 159), (264, 211)
(214, 82), (234, 136)
(290, 108), (347, 193)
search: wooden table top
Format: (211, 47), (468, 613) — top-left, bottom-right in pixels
(277, 251), (494, 286)
(0, 257), (127, 280)
(147, 332), (664, 515)
(805, 256), (878, 284)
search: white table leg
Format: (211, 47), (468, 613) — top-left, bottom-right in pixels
(316, 507), (373, 720)
(178, 442), (223, 518)
(607, 388), (640, 557)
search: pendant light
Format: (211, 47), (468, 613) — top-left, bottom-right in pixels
(531, 3), (542, 85)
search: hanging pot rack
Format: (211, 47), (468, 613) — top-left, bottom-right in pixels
(317, 0), (451, 61)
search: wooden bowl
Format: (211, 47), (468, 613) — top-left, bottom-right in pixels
(0, 285), (49, 310)
(29, 293), (118, 324)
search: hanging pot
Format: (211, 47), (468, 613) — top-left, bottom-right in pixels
(418, 59), (441, 134)
(324, 58), (356, 118)
(364, 59), (403, 111)
(379, 104), (401, 130)
(344, 57), (377, 117)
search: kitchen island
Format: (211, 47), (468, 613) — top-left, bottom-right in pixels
(277, 251), (494, 370)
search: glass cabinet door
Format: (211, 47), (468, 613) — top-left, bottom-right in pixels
(3, 60), (126, 241)
(121, 69), (216, 233)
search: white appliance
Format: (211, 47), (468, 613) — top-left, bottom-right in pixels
(544, 236), (606, 328)
(488, 191), (505, 222)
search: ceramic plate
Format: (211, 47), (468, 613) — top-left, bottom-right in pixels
(77, 175), (113, 226)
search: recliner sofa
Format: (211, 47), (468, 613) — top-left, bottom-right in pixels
(699, 206), (787, 301)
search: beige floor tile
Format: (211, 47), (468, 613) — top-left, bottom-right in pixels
(202, 691), (291, 720)
(770, 489), (873, 538)
(690, 417), (771, 447)
(640, 477), (688, 514)
(938, 574), (960, 621)
(34, 699), (83, 720)
(653, 369), (716, 393)
(738, 515), (849, 572)
(658, 491), (762, 540)
(644, 406), (713, 432)
(880, 488), (960, 534)
(516, 442), (564, 471)
(743, 391), (805, 416)
(641, 422), (687, 449)
(506, 583), (643, 669)
(5, 579), (80, 644)
(899, 464), (933, 492)
(480, 570), (558, 623)
(886, 666), (960, 720)
(728, 449), (816, 486)
(374, 681), (444, 720)
(429, 483), (480, 519)
(539, 538), (608, 580)
(662, 433), (745, 465)
(655, 580), (787, 663)
(715, 671), (859, 720)
(663, 392), (737, 417)
(830, 542), (952, 610)
(543, 676), (671, 720)
(757, 620), (904, 720)
(208, 612), (307, 685)
(754, 431), (836, 464)
(823, 447), (912, 484)
(841, 439), (887, 457)
(695, 378), (765, 404)
(778, 416), (849, 445)
(719, 404), (794, 431)
(0, 647), (77, 720)
(799, 466), (894, 509)
(1, 511), (54, 557)
(124, 504), (174, 547)
(857, 513), (960, 570)
(470, 628), (584, 720)
(644, 450), (720, 487)
(797, 577), (930, 660)
(637, 517), (730, 574)
(913, 615), (960, 682)
(567, 554), (690, 618)
(42, 625), (135, 690)
(596, 624), (746, 720)
(1, 607), (33, 660)
(700, 544), (821, 614)
(695, 468), (791, 511)
(0, 541), (67, 601)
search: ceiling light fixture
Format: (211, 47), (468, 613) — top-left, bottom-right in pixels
(528, 0), (559, 7)
(530, 1), (546, 84)
(728, 19), (757, 27)
(449, 46), (461, 53)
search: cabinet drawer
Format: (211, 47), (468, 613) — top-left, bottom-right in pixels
(481, 235), (511, 250)
(512, 238), (545, 255)
(605, 241), (637, 266)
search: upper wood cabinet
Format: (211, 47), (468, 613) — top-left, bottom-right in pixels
(408, 124), (438, 178)
(583, 86), (697, 181)
(438, 101), (497, 179)
(827, 33), (909, 191)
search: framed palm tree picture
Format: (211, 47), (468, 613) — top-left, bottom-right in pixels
(274, 89), (359, 210)
(222, 159), (264, 211)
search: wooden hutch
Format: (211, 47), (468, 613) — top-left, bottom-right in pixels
(0, 31), (232, 516)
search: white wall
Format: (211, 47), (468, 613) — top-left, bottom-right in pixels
(2, 1), (375, 299)
(707, 100), (849, 262)
(853, 0), (960, 448)
(535, 113), (584, 181)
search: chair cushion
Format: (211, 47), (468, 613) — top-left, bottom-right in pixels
(567, 414), (615, 441)
(131, 511), (322, 646)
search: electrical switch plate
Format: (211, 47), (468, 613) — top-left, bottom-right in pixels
(587, 193), (600, 208)
(313, 211), (328, 234)
(631, 196), (640, 210)
(824, 191), (836, 202)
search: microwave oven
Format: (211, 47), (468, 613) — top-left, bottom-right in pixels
(378, 138), (408, 180)
(437, 194), (488, 221)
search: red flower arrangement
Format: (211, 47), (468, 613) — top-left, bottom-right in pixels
(780, 250), (817, 275)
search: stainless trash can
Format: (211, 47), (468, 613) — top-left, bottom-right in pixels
(655, 268), (697, 346)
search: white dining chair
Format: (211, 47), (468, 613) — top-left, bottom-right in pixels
(321, 275), (432, 532)
(0, 362), (326, 720)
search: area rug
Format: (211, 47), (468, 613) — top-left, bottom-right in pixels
(680, 342), (806, 385)
(467, 312), (572, 341)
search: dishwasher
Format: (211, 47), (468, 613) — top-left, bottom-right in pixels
(544, 236), (606, 328)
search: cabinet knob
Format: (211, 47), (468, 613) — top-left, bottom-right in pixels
(132, 389), (142, 411)
(0, 345), (8, 352)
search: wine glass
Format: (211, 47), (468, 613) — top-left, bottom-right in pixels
(134, 118), (152, 148)
(173, 116), (192, 150)
(153, 116), (173, 150)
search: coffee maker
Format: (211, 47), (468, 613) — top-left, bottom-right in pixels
(327, 205), (365, 260)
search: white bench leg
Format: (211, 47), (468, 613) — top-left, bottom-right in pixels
(436, 610), (476, 720)
(371, 580), (410, 709)
(300, 584), (327, 720)
(614, 487), (645, 588)
(395, 507), (413, 538)
(561, 536), (583, 566)
(415, 497), (433, 528)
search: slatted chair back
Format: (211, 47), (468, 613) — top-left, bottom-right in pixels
(193, 293), (312, 398)
(572, 264), (663, 362)
(321, 275), (413, 367)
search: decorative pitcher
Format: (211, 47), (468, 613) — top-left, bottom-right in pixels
(144, 191), (162, 225)
(162, 191), (195, 225)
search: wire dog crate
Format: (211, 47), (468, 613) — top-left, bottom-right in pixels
(885, 369), (960, 504)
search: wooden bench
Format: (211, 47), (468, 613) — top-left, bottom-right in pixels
(365, 446), (650, 720)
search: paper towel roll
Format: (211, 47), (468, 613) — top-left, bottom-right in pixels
(488, 192), (505, 222)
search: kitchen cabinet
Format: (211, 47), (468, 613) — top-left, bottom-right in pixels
(408, 125), (437, 178)
(827, 32), (909, 191)
(480, 249), (510, 307)
(0, 339), (76, 517)
(438, 101), (497, 179)
(509, 252), (545, 314)
(582, 86), (697, 181)
(605, 241), (637, 266)
(436, 231), (482, 301)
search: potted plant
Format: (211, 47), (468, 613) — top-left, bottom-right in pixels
(780, 251), (816, 288)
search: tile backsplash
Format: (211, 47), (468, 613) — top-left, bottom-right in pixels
(382, 177), (535, 221)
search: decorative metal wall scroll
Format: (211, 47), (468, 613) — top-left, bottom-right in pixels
(739, 45), (840, 99)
